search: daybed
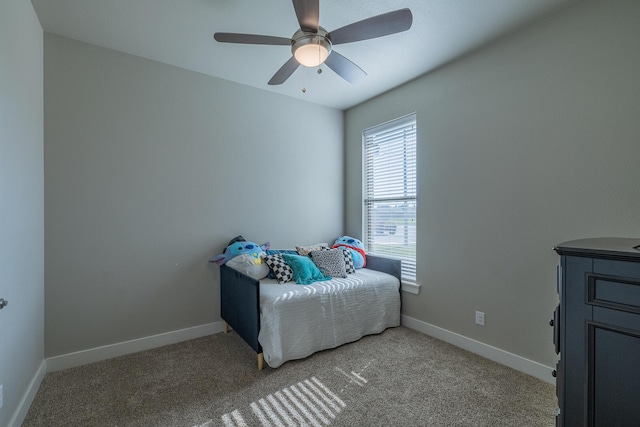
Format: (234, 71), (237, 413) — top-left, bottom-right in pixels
(220, 254), (401, 369)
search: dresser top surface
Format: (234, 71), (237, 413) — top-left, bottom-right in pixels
(555, 237), (640, 260)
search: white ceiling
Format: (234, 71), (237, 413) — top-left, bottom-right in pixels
(30, 0), (583, 110)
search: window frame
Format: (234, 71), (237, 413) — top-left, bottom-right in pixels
(362, 113), (418, 293)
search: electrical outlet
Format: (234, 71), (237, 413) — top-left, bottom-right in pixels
(475, 311), (485, 326)
(0, 383), (3, 410)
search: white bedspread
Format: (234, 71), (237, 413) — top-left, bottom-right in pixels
(258, 268), (400, 368)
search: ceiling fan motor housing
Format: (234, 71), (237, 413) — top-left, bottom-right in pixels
(292, 27), (332, 67)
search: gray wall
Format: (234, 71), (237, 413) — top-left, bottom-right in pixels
(345, 0), (640, 369)
(44, 34), (343, 357)
(0, 0), (44, 425)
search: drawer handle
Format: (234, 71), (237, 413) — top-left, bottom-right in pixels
(552, 369), (557, 377)
(549, 319), (554, 326)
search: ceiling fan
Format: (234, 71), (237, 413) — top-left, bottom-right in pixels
(214, 0), (413, 86)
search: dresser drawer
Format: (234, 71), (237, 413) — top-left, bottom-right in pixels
(587, 274), (640, 314)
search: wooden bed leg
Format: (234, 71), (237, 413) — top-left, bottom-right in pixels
(257, 353), (264, 371)
(223, 321), (228, 334)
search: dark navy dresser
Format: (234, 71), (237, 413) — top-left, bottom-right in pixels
(554, 238), (640, 426)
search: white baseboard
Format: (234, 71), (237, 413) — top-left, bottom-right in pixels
(8, 359), (46, 427)
(401, 315), (556, 385)
(46, 321), (225, 372)
(43, 317), (552, 382)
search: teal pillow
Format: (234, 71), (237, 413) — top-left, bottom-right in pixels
(281, 254), (331, 285)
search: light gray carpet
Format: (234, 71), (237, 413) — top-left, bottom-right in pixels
(23, 326), (556, 426)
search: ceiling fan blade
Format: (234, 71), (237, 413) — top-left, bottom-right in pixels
(329, 8), (413, 45)
(292, 0), (319, 32)
(324, 51), (367, 84)
(268, 56), (300, 85)
(214, 33), (292, 46)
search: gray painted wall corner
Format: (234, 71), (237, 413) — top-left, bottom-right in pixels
(0, 1), (45, 426)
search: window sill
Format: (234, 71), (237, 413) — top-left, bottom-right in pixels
(401, 281), (420, 295)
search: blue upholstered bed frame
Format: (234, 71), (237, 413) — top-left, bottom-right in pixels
(219, 254), (402, 369)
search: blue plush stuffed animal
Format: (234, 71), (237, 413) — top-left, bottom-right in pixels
(209, 240), (270, 265)
(332, 236), (366, 268)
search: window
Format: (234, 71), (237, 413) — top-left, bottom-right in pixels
(363, 114), (417, 286)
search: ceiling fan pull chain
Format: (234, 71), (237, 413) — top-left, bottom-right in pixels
(302, 66), (307, 93)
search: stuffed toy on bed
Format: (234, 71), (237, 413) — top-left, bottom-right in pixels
(332, 236), (366, 268)
(209, 236), (271, 280)
(209, 236), (270, 266)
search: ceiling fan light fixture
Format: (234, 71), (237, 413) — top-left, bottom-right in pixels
(294, 42), (329, 67)
(292, 28), (332, 67)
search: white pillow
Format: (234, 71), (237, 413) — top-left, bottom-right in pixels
(295, 243), (329, 256)
(226, 253), (269, 280)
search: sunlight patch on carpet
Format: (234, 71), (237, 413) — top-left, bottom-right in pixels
(336, 359), (374, 393)
(196, 376), (347, 427)
(221, 410), (247, 427)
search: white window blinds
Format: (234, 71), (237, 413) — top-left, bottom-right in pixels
(363, 114), (417, 283)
